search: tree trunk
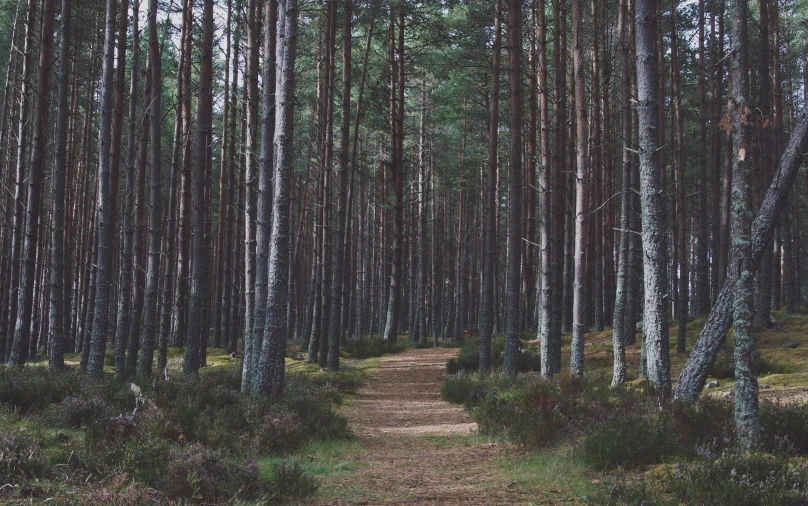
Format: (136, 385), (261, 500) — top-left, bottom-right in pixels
(569, 0), (589, 378)
(635, 0), (671, 397)
(480, 0), (501, 372)
(503, 0), (523, 375)
(137, 0), (162, 377)
(48, 0), (72, 372)
(254, 0), (298, 398)
(673, 112), (808, 402)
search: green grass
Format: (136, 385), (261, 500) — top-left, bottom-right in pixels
(491, 451), (596, 502)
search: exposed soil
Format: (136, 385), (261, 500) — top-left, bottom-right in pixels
(311, 348), (565, 506)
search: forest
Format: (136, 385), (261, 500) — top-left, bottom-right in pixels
(1, 0), (808, 503)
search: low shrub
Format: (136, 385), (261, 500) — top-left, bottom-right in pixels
(76, 474), (163, 506)
(342, 338), (405, 359)
(760, 401), (808, 455)
(250, 411), (305, 455)
(0, 367), (81, 412)
(57, 395), (114, 428)
(282, 375), (352, 441)
(671, 396), (735, 452)
(472, 376), (564, 447)
(267, 460), (319, 501)
(667, 447), (808, 506)
(162, 443), (262, 501)
(447, 336), (541, 374)
(0, 432), (46, 483)
(582, 413), (676, 470)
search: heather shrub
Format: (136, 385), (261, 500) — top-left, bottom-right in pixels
(0, 367), (81, 412)
(77, 474), (163, 506)
(282, 375), (352, 441)
(56, 395), (114, 428)
(760, 401), (808, 455)
(441, 372), (507, 408)
(250, 411), (305, 455)
(0, 432), (46, 483)
(582, 413), (676, 470)
(343, 337), (405, 358)
(266, 460), (319, 501)
(667, 447), (808, 506)
(671, 396), (735, 452)
(446, 336), (541, 374)
(472, 376), (563, 447)
(162, 443), (263, 501)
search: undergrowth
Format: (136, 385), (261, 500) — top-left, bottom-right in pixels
(0, 358), (360, 504)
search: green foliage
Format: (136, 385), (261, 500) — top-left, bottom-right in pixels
(472, 377), (564, 447)
(582, 414), (677, 471)
(441, 371), (520, 408)
(342, 338), (405, 359)
(446, 336), (541, 374)
(667, 448), (808, 506)
(266, 460), (319, 501)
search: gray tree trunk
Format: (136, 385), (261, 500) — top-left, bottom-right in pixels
(673, 112), (808, 402)
(569, 0), (589, 379)
(254, 0), (298, 399)
(635, 0), (671, 397)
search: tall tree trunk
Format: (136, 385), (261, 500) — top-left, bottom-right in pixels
(327, 0), (352, 371)
(10, 0), (54, 365)
(254, 0), (298, 398)
(115, 0), (140, 377)
(48, 0), (72, 372)
(186, 0), (215, 375)
(727, 0), (759, 449)
(635, 0), (671, 396)
(480, 0), (501, 372)
(137, 0), (162, 377)
(503, 0), (523, 375)
(696, 0), (710, 316)
(611, 0), (632, 385)
(569, 0), (589, 378)
(670, 2), (688, 354)
(537, 0), (555, 379)
(382, 6), (404, 343)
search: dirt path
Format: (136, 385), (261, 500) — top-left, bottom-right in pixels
(311, 348), (548, 506)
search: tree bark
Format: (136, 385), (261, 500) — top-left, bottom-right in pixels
(503, 0), (523, 376)
(635, 0), (671, 396)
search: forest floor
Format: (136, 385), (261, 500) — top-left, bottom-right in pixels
(305, 348), (593, 505)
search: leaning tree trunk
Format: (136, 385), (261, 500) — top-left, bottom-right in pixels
(673, 112), (808, 402)
(635, 0), (671, 397)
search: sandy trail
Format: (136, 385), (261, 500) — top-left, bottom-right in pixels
(312, 348), (544, 506)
